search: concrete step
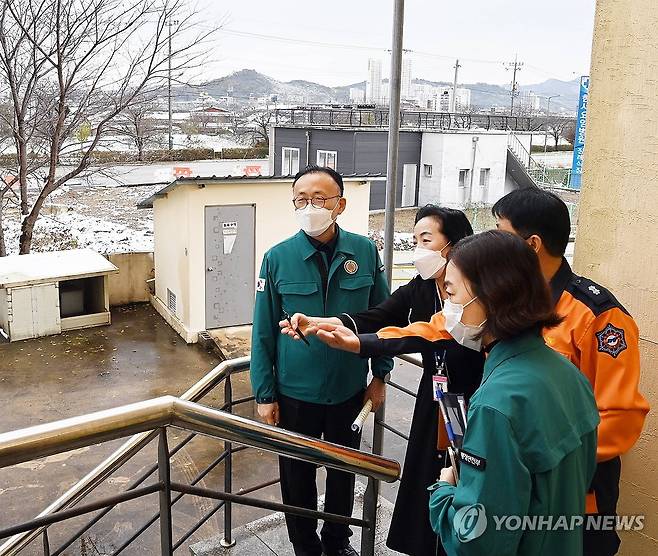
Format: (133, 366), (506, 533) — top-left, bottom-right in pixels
(189, 482), (402, 556)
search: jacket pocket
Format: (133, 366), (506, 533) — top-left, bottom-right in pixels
(339, 275), (374, 290)
(278, 281), (321, 315)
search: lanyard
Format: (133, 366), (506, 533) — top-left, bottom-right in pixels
(434, 280), (446, 376)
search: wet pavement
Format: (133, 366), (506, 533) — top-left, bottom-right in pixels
(0, 303), (420, 555)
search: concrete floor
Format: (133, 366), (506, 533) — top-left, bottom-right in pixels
(0, 304), (420, 555)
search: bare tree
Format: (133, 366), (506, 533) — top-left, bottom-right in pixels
(0, 0), (214, 255)
(562, 120), (576, 146)
(546, 117), (569, 149)
(108, 93), (164, 160)
(233, 109), (272, 146)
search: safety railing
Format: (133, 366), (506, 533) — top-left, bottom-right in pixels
(273, 107), (557, 132)
(0, 357), (400, 556)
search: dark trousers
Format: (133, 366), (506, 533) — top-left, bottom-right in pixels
(278, 391), (363, 556)
(583, 457), (622, 556)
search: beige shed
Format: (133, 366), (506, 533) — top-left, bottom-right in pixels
(0, 249), (118, 342)
(138, 174), (382, 343)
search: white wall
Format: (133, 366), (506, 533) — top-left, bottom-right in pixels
(419, 131), (529, 208)
(153, 184), (191, 332)
(0, 288), (7, 336)
(152, 177), (372, 342)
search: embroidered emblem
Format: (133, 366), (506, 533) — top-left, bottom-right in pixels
(595, 323), (627, 358)
(460, 450), (486, 471)
(256, 278), (266, 292)
(588, 285), (601, 296)
(344, 260), (358, 275)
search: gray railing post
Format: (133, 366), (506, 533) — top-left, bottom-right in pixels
(158, 428), (173, 556)
(221, 374), (236, 548)
(42, 530), (50, 555)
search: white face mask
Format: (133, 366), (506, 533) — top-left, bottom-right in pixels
(295, 201), (339, 237)
(443, 296), (486, 351)
(412, 243), (450, 280)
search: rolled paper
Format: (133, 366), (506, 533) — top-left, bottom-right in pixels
(351, 399), (374, 432)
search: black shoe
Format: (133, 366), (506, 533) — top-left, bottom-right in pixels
(322, 543), (359, 556)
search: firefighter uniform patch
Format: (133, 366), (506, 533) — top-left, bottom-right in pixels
(595, 323), (627, 358)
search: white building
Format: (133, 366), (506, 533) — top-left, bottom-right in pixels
(418, 131), (532, 207)
(438, 87), (472, 112)
(401, 56), (413, 100)
(518, 91), (541, 114)
(350, 87), (365, 103)
(366, 58), (382, 104)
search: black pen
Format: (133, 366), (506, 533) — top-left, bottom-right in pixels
(283, 309), (311, 346)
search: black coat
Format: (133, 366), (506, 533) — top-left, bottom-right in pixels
(340, 275), (485, 556)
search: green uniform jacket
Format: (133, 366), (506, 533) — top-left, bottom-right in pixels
(429, 333), (600, 556)
(250, 228), (393, 405)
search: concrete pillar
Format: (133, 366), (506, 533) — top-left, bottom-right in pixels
(573, 1), (658, 553)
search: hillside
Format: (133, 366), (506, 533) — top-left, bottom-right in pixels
(175, 69), (580, 112)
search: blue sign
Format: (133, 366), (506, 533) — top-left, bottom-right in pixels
(570, 76), (589, 189)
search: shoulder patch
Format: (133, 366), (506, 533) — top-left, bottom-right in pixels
(573, 277), (611, 305)
(596, 323), (627, 358)
(567, 276), (630, 317)
(256, 278), (266, 293)
(460, 449), (486, 471)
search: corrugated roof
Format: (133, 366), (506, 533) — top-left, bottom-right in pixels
(137, 173), (385, 209)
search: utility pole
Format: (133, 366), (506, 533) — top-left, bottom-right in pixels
(362, 2), (404, 556)
(504, 55), (523, 116)
(167, 19), (179, 152)
(543, 94), (560, 184)
(450, 59), (461, 113)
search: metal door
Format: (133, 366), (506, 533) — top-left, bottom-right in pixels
(205, 205), (255, 329)
(402, 164), (418, 207)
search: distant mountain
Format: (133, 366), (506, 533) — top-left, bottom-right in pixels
(174, 69), (580, 113)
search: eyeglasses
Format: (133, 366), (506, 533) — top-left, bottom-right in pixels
(292, 195), (341, 210)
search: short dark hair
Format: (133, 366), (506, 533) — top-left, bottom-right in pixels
(491, 188), (570, 257)
(292, 164), (344, 195)
(449, 230), (563, 341)
(414, 205), (474, 245)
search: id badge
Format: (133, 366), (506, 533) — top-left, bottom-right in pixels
(432, 375), (448, 401)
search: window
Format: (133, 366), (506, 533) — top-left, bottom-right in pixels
(282, 147), (300, 175)
(317, 150), (337, 170)
(458, 169), (470, 187)
(479, 168), (490, 187)
(423, 164), (433, 178)
(167, 289), (176, 314)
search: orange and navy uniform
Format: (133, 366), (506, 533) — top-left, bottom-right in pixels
(357, 259), (649, 527)
(546, 259), (649, 522)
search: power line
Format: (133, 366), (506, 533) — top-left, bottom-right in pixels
(504, 55), (524, 115)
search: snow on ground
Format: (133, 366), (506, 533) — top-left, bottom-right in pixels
(1, 184), (157, 255)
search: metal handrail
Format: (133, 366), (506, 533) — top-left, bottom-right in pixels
(0, 396), (400, 477)
(0, 396), (400, 552)
(0, 356), (247, 555)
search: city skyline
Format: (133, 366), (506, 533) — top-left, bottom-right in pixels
(192, 0), (597, 88)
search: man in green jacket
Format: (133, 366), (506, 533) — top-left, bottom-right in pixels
(250, 165), (393, 556)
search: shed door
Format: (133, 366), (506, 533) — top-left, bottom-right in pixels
(205, 205), (256, 329)
(10, 284), (60, 341)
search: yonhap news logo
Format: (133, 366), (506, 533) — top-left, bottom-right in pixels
(454, 504), (488, 542)
(452, 505), (645, 543)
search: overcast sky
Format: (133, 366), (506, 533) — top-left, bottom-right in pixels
(192, 0), (596, 87)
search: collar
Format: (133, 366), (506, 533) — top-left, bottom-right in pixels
(481, 332), (545, 384)
(295, 226), (355, 261)
(549, 258), (573, 306)
(306, 225), (340, 254)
